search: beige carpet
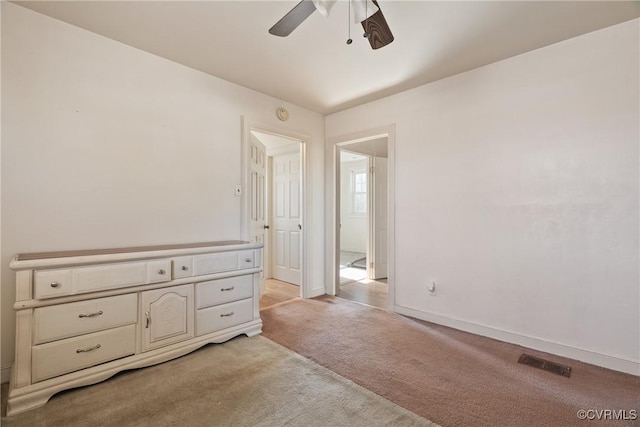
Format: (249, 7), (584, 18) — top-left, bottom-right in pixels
(1, 335), (436, 426)
(262, 296), (640, 427)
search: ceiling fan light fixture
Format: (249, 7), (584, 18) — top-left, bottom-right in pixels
(352, 0), (378, 23)
(269, 0), (393, 50)
(312, 0), (338, 17)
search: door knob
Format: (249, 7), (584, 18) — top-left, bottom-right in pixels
(298, 224), (302, 230)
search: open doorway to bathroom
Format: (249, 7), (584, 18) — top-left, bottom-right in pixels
(338, 138), (388, 309)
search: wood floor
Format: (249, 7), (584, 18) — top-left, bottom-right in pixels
(259, 279), (300, 310)
(260, 277), (388, 310)
(339, 279), (388, 309)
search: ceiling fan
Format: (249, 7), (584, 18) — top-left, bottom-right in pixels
(269, 0), (394, 50)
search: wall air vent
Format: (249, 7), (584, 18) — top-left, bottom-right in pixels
(518, 354), (572, 378)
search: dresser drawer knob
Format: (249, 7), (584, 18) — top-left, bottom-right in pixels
(244, 258), (252, 263)
(76, 344), (101, 353)
(220, 312), (235, 318)
(78, 310), (104, 318)
(181, 266), (189, 271)
(50, 282), (61, 288)
(157, 269), (166, 275)
(220, 286), (235, 292)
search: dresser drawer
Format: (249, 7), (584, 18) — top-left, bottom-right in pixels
(192, 252), (239, 276)
(238, 250), (256, 269)
(34, 261), (173, 299)
(32, 324), (136, 382)
(33, 269), (72, 299)
(33, 294), (137, 344)
(195, 275), (253, 309)
(146, 259), (172, 284)
(172, 256), (194, 279)
(196, 298), (253, 336)
(72, 262), (147, 293)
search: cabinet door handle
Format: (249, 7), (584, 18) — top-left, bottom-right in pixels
(220, 286), (235, 292)
(157, 269), (166, 275)
(78, 310), (103, 318)
(220, 312), (235, 317)
(50, 282), (61, 288)
(181, 266), (189, 271)
(245, 258), (252, 263)
(145, 311), (151, 328)
(76, 344), (101, 353)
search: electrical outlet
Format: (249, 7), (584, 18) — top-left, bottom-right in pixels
(427, 281), (437, 295)
(234, 185), (242, 196)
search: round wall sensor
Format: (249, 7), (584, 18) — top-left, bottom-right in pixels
(276, 107), (289, 121)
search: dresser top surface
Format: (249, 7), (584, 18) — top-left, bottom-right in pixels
(11, 240), (263, 270)
(15, 240), (249, 261)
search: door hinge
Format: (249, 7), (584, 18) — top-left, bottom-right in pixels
(370, 262), (374, 269)
(370, 166), (374, 173)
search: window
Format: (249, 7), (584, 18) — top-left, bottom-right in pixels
(352, 169), (367, 214)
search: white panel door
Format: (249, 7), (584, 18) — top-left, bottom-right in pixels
(272, 152), (301, 285)
(372, 157), (388, 279)
(249, 135), (266, 246)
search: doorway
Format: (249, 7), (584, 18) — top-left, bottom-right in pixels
(339, 150), (369, 284)
(247, 127), (304, 306)
(337, 137), (389, 309)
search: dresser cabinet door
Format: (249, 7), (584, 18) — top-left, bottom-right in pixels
(140, 284), (194, 352)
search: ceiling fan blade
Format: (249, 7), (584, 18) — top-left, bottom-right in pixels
(361, 0), (394, 49)
(269, 0), (317, 37)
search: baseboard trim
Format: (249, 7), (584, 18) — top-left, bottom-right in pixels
(2, 366), (12, 384)
(394, 305), (639, 376)
(307, 287), (325, 299)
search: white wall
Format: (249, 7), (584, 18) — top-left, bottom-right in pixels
(326, 19), (639, 374)
(1, 3), (325, 379)
(340, 158), (368, 253)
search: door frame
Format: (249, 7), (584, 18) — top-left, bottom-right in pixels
(369, 156), (388, 280)
(327, 124), (396, 310)
(241, 117), (309, 297)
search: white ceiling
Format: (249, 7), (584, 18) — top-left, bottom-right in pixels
(341, 137), (388, 158)
(251, 130), (301, 150)
(341, 150), (368, 162)
(12, 1), (639, 115)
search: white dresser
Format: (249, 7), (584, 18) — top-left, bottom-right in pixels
(7, 241), (263, 416)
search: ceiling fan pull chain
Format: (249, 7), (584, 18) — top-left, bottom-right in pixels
(363, 0), (369, 38)
(347, 0), (353, 44)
